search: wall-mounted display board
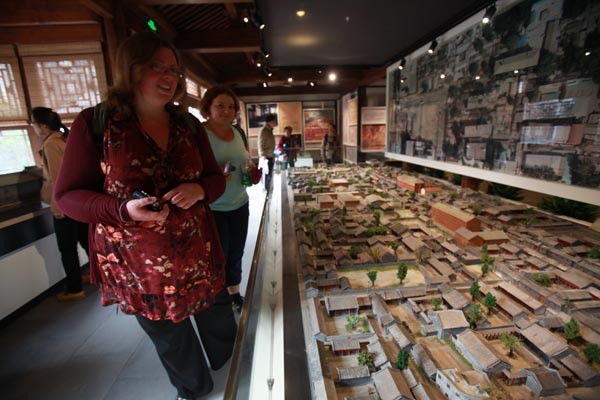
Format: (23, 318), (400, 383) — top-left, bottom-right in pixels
(386, 0), (600, 203)
(303, 108), (335, 149)
(277, 102), (303, 134)
(246, 103), (278, 138)
(345, 97), (358, 146)
(361, 106), (386, 152)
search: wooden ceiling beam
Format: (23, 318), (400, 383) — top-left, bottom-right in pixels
(123, 0), (177, 40)
(220, 68), (365, 84)
(0, 0), (99, 26)
(0, 24), (103, 44)
(234, 85), (349, 97)
(80, 0), (114, 19)
(138, 0), (252, 4)
(175, 28), (260, 52)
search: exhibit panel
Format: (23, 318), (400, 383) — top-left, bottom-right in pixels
(386, 0), (600, 204)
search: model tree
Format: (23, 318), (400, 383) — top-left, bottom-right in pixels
(470, 281), (481, 300)
(499, 332), (521, 357)
(588, 247), (600, 259)
(480, 245), (495, 276)
(367, 270), (377, 287)
(584, 344), (600, 364)
(532, 272), (552, 287)
(373, 210), (381, 226)
(345, 314), (362, 332)
(395, 348), (409, 370)
(431, 297), (442, 311)
(564, 318), (581, 342)
(397, 262), (408, 285)
(358, 350), (374, 368)
(483, 292), (497, 314)
(349, 245), (359, 259)
(466, 303), (484, 329)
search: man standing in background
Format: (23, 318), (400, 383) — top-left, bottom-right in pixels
(258, 114), (276, 191)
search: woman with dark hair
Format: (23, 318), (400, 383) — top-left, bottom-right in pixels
(31, 107), (89, 301)
(54, 32), (233, 399)
(199, 85), (261, 312)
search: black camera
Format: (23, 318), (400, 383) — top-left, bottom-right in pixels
(132, 190), (163, 212)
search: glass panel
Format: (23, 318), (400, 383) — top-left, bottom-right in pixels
(0, 129), (35, 174)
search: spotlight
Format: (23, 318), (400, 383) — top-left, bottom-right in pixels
(260, 47), (269, 59)
(318, 70), (323, 74)
(585, 51), (591, 56)
(288, 77), (293, 83)
(251, 14), (265, 29)
(262, 82), (268, 88)
(482, 4), (496, 24)
(296, 9), (305, 17)
(268, 71), (273, 77)
(440, 73), (446, 79)
(328, 72), (337, 81)
(428, 39), (438, 54)
(514, 69), (519, 74)
(256, 61), (262, 68)
(475, 75), (481, 80)
(243, 16), (249, 23)
(398, 58), (406, 70)
(308, 81), (315, 87)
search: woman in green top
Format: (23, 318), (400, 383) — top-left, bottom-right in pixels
(200, 85), (256, 311)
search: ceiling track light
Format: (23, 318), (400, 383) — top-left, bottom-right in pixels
(308, 81), (315, 87)
(296, 9), (305, 17)
(251, 13), (265, 29)
(398, 58), (406, 70)
(262, 82), (268, 88)
(482, 4), (496, 24)
(428, 39), (438, 54)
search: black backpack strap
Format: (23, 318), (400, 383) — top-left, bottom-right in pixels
(232, 124), (249, 150)
(181, 112), (198, 136)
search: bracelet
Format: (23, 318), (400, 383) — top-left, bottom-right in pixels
(118, 200), (131, 223)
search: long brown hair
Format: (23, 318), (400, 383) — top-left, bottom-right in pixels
(106, 32), (186, 116)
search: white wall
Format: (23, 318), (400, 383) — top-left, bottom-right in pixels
(0, 234), (88, 320)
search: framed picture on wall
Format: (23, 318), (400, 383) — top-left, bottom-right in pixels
(303, 108), (335, 148)
(246, 103), (278, 137)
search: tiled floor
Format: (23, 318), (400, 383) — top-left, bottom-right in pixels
(0, 185), (266, 400)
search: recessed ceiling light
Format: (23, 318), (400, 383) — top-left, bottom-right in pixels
(296, 10), (305, 17)
(318, 70), (322, 74)
(288, 77), (293, 83)
(328, 72), (337, 81)
(345, 16), (350, 22)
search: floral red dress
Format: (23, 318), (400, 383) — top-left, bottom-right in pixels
(55, 108), (226, 323)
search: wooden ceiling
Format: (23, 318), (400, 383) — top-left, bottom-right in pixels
(1, 0), (489, 98)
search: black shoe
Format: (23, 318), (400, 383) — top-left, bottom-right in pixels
(231, 293), (244, 312)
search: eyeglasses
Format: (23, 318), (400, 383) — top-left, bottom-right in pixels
(149, 62), (184, 78)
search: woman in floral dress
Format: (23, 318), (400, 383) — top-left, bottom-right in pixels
(54, 32), (232, 400)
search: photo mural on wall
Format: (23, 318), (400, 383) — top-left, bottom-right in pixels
(387, 0), (600, 189)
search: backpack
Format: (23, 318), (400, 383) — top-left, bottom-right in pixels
(92, 102), (249, 150)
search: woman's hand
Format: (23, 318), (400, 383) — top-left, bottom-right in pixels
(163, 183), (205, 209)
(126, 197), (169, 221)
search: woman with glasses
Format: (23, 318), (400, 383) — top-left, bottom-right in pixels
(31, 107), (89, 302)
(54, 32), (232, 400)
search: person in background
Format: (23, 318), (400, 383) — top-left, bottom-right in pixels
(200, 85), (261, 312)
(277, 125), (297, 168)
(54, 32), (233, 400)
(258, 114), (276, 191)
(321, 123), (337, 166)
(31, 107), (89, 302)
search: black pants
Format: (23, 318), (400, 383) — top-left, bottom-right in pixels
(135, 291), (237, 398)
(264, 157), (274, 191)
(53, 216), (88, 293)
(212, 202), (249, 288)
(285, 151), (295, 168)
